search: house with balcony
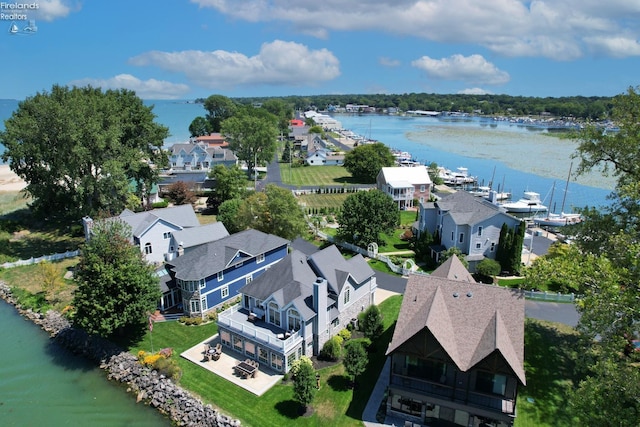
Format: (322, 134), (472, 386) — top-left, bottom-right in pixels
(216, 244), (376, 373)
(416, 190), (522, 270)
(165, 229), (289, 317)
(167, 141), (237, 171)
(305, 148), (345, 166)
(377, 166), (432, 209)
(385, 256), (525, 427)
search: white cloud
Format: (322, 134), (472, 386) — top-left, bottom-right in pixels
(411, 54), (510, 85)
(129, 40), (340, 89)
(584, 36), (640, 58)
(68, 74), (190, 99)
(34, 0), (79, 22)
(191, 0), (640, 60)
(379, 57), (401, 67)
(458, 87), (493, 95)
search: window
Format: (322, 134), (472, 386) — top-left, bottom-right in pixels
(420, 185), (426, 192)
(245, 274), (253, 285)
(217, 271), (223, 281)
(459, 233), (464, 243)
(221, 286), (229, 299)
(271, 353), (283, 370)
(343, 287), (351, 304)
(476, 371), (507, 396)
(163, 232), (171, 239)
(476, 243), (481, 249)
(199, 278), (205, 289)
(190, 299), (200, 313)
(451, 231), (454, 241)
(268, 302), (281, 327)
(490, 242), (496, 252)
(477, 226), (483, 236)
(144, 242), (152, 254)
(288, 308), (301, 331)
(201, 295), (207, 311)
(233, 335), (243, 352)
(258, 347), (268, 364)
(257, 253), (265, 263)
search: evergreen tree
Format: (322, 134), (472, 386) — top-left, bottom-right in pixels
(343, 341), (367, 388)
(73, 220), (160, 340)
(359, 304), (383, 340)
(293, 357), (316, 413)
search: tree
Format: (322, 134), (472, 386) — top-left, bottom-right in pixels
(236, 185), (306, 240)
(0, 85), (169, 219)
(203, 94), (237, 132)
(281, 140), (292, 163)
(412, 230), (434, 267)
(359, 304), (383, 340)
(188, 116), (213, 137)
(439, 249), (469, 269)
(164, 181), (197, 205)
(72, 219), (160, 339)
(320, 336), (343, 361)
(495, 221), (525, 275)
(206, 165), (247, 212)
(39, 261), (64, 303)
(260, 98), (293, 135)
(217, 198), (244, 234)
(292, 357), (316, 414)
(221, 110), (279, 179)
(343, 341), (368, 388)
(337, 190), (398, 247)
(343, 143), (395, 183)
(474, 258), (501, 283)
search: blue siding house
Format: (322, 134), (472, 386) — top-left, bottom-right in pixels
(166, 229), (289, 316)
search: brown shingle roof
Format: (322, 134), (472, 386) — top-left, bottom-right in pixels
(429, 255), (476, 282)
(387, 273), (526, 385)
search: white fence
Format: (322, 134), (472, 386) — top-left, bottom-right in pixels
(522, 290), (575, 303)
(1, 250), (80, 270)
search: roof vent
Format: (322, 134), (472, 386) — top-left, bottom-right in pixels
(453, 292), (459, 298)
(467, 291), (473, 298)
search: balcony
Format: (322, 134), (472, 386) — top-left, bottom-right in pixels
(217, 304), (302, 354)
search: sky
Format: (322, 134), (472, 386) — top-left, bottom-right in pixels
(1, 0), (639, 100)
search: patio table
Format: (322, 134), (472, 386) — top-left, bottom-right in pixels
(235, 361), (257, 378)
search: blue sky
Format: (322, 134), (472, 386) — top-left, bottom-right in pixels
(1, 0), (639, 100)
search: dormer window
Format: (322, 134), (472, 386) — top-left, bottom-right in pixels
(268, 301), (281, 327)
(287, 308), (301, 331)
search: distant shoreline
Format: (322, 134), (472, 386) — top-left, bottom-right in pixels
(0, 164), (27, 192)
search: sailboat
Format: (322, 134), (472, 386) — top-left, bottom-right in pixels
(534, 163), (583, 227)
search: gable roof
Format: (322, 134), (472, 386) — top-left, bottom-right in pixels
(167, 229), (289, 281)
(430, 255), (476, 282)
(379, 166), (432, 185)
(308, 245), (375, 294)
(387, 273), (526, 385)
(171, 222), (230, 249)
(117, 205), (200, 238)
(239, 250), (317, 320)
(435, 190), (516, 226)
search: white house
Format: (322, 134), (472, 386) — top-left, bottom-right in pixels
(305, 148), (345, 166)
(377, 166), (432, 209)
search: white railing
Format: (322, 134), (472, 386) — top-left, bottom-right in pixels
(1, 250), (80, 270)
(522, 290), (575, 302)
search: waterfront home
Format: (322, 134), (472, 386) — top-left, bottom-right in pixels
(167, 141), (237, 171)
(166, 222), (229, 261)
(416, 190), (521, 271)
(217, 244), (376, 373)
(385, 258), (525, 427)
(82, 205), (201, 264)
(194, 132), (229, 148)
(166, 229), (289, 317)
(376, 166), (432, 209)
(305, 148), (345, 166)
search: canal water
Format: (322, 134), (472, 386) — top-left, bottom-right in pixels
(0, 300), (170, 426)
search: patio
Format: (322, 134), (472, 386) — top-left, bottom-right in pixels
(181, 334), (283, 396)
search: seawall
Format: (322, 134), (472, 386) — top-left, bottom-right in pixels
(0, 282), (241, 427)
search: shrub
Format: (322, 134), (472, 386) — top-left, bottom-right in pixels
(143, 353), (163, 366)
(151, 200), (169, 209)
(153, 356), (182, 381)
(338, 328), (351, 342)
(289, 355), (313, 379)
(320, 336), (343, 361)
(206, 311), (218, 322)
(359, 304), (384, 340)
(178, 316), (203, 325)
(159, 347), (173, 358)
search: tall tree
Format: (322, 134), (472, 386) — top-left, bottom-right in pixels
(217, 198), (244, 234)
(0, 85), (168, 219)
(343, 341), (368, 388)
(337, 189), (398, 247)
(72, 219), (160, 340)
(221, 110), (279, 179)
(206, 164), (248, 212)
(188, 116), (213, 137)
(260, 98), (293, 135)
(203, 94), (237, 132)
(343, 142), (396, 183)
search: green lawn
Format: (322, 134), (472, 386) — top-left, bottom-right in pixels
(281, 165), (362, 186)
(129, 296), (403, 427)
(298, 193), (350, 212)
(515, 319), (581, 427)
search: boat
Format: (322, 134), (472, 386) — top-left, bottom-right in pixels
(468, 185), (491, 197)
(501, 191), (548, 213)
(533, 163), (582, 227)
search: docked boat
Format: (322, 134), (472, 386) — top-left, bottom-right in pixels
(534, 212), (582, 227)
(501, 191), (548, 213)
(467, 186), (491, 197)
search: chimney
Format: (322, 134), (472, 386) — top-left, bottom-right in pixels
(313, 277), (328, 348)
(177, 243), (184, 257)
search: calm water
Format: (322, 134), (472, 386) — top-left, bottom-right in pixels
(0, 301), (170, 426)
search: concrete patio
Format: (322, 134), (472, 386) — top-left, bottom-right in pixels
(180, 334), (283, 396)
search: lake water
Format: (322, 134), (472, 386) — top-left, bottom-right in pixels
(0, 300), (170, 426)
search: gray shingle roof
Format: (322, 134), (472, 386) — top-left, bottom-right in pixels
(387, 273), (526, 385)
(118, 205), (200, 238)
(239, 250), (317, 320)
(167, 229), (289, 281)
(171, 222), (230, 249)
(436, 190), (514, 226)
(308, 245), (375, 294)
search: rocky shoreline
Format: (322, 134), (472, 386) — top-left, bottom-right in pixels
(0, 282), (241, 427)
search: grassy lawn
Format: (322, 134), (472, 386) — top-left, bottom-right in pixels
(0, 191), (31, 215)
(298, 193), (350, 212)
(281, 166), (362, 186)
(515, 319), (581, 427)
(129, 296), (403, 427)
